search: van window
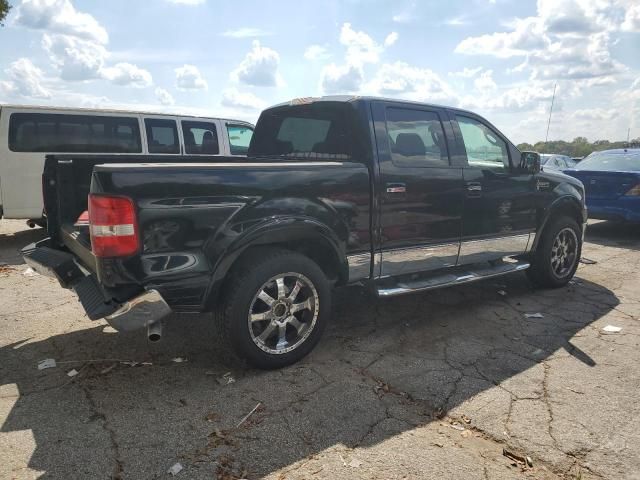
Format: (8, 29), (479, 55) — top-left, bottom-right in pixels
(8, 113), (142, 153)
(227, 124), (253, 155)
(145, 118), (179, 154)
(182, 121), (219, 155)
(385, 107), (449, 167)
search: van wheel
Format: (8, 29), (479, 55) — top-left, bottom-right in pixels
(219, 249), (330, 369)
(527, 216), (582, 288)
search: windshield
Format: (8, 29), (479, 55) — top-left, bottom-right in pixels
(575, 151), (640, 171)
(249, 102), (357, 160)
(540, 154), (551, 165)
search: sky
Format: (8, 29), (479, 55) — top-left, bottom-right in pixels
(0, 0), (639, 144)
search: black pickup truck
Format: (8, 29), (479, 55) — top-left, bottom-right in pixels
(23, 96), (587, 368)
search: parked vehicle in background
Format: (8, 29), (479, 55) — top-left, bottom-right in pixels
(571, 157), (583, 165)
(23, 96), (587, 369)
(564, 148), (640, 222)
(0, 105), (254, 224)
(540, 153), (575, 171)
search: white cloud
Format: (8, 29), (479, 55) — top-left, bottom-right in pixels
(220, 88), (266, 111)
(445, 16), (469, 26)
(365, 62), (457, 104)
(384, 32), (399, 47)
(166, 0), (206, 4)
(5, 58), (51, 98)
(304, 45), (331, 61)
(221, 28), (271, 38)
(573, 108), (619, 121)
(621, 4), (640, 31)
(42, 34), (107, 81)
(320, 64), (364, 94)
(102, 63), (152, 88)
(474, 70), (497, 91)
(231, 40), (283, 87)
(455, 0), (634, 82)
(392, 2), (415, 23)
(340, 23), (384, 66)
(15, 0), (108, 44)
(175, 64), (208, 90)
(449, 67), (483, 78)
(155, 87), (175, 106)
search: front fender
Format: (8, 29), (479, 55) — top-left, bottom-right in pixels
(202, 216), (347, 309)
(532, 191), (587, 251)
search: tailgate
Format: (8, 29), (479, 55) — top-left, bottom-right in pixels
(566, 170), (640, 199)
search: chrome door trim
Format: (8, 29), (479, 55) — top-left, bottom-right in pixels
(379, 242), (460, 277)
(346, 252), (372, 282)
(457, 233), (532, 265)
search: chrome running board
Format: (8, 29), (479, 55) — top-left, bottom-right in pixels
(376, 260), (530, 297)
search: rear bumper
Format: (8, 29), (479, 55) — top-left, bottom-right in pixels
(21, 239), (171, 330)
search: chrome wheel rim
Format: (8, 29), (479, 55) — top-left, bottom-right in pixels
(551, 227), (578, 278)
(248, 273), (319, 355)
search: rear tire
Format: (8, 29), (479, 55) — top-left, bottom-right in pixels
(219, 248), (331, 369)
(527, 216), (582, 288)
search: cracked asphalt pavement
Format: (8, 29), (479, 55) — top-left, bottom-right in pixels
(1, 219), (639, 479)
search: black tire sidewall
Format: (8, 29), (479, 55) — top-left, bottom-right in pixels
(224, 253), (331, 369)
(530, 216), (582, 288)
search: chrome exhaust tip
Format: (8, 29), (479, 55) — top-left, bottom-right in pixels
(147, 321), (163, 342)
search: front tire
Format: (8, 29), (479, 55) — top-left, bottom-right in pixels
(527, 216), (582, 288)
(220, 249), (331, 369)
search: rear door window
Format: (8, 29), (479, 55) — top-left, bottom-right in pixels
(385, 107), (450, 167)
(227, 124), (254, 155)
(8, 113), (142, 153)
(144, 118), (179, 154)
(182, 121), (219, 155)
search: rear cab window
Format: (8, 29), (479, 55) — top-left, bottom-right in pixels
(227, 124), (254, 155)
(249, 102), (359, 160)
(182, 121), (219, 155)
(144, 118), (179, 154)
(8, 113), (142, 153)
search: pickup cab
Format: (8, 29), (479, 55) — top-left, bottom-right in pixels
(23, 96), (587, 368)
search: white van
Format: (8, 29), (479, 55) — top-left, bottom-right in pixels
(0, 105), (255, 223)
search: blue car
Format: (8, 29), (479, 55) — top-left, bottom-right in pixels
(564, 148), (640, 222)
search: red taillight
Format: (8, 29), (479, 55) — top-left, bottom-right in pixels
(88, 195), (139, 258)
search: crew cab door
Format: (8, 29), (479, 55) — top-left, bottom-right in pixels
(372, 101), (464, 277)
(448, 111), (537, 264)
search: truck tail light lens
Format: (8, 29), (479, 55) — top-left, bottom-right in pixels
(88, 195), (139, 258)
(625, 183), (640, 196)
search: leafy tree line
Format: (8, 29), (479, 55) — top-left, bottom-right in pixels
(0, 0), (10, 26)
(517, 137), (640, 158)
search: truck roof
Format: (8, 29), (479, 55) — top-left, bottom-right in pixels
(266, 95), (479, 117)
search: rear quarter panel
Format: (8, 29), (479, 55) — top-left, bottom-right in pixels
(91, 161), (371, 310)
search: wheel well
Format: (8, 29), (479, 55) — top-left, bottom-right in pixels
(549, 201), (583, 229)
(232, 238), (345, 285)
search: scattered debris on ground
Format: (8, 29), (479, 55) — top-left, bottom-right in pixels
(580, 257), (598, 265)
(22, 267), (39, 277)
(37, 358), (56, 370)
(217, 372), (236, 385)
(236, 402), (262, 428)
(167, 462), (183, 476)
(66, 368), (79, 377)
(172, 357), (187, 363)
(524, 312), (544, 319)
(602, 325), (622, 333)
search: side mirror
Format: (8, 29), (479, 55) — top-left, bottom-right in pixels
(520, 151), (540, 174)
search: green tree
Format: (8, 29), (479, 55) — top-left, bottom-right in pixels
(0, 0), (10, 26)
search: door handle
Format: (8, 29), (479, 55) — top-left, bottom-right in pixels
(386, 183), (406, 194)
(466, 182), (482, 198)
